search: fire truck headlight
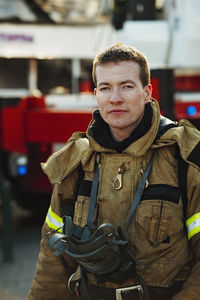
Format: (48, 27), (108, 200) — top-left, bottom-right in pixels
(16, 156), (28, 166)
(187, 105), (197, 116)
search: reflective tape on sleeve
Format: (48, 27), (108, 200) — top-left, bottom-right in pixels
(186, 212), (200, 240)
(45, 206), (63, 233)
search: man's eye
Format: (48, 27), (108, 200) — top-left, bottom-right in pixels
(124, 85), (133, 89)
(99, 87), (109, 91)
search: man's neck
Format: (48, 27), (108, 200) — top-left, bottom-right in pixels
(110, 129), (131, 142)
(109, 116), (144, 142)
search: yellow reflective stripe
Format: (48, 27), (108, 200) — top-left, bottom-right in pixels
(45, 206), (63, 233)
(186, 212), (200, 240)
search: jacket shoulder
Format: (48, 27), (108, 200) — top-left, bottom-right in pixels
(41, 132), (92, 184)
(161, 118), (200, 168)
(156, 115), (177, 139)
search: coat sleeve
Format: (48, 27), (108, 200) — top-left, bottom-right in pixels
(173, 164), (200, 299)
(27, 168), (79, 300)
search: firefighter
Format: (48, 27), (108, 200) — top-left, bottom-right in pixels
(28, 43), (200, 300)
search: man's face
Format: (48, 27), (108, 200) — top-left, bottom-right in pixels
(94, 60), (152, 141)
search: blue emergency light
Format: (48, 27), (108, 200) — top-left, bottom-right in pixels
(17, 165), (28, 176)
(187, 105), (197, 116)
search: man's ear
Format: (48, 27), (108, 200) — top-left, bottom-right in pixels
(94, 88), (97, 96)
(144, 84), (152, 103)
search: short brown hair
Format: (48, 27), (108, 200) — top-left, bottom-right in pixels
(92, 43), (150, 87)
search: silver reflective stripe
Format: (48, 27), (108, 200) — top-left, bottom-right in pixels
(45, 206), (63, 233)
(186, 212), (200, 240)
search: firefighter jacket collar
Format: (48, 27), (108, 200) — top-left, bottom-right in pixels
(87, 98), (159, 157)
(89, 102), (153, 153)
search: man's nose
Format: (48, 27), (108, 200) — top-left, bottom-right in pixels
(109, 88), (123, 103)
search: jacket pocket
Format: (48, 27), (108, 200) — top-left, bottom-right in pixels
(135, 201), (170, 246)
(135, 198), (183, 247)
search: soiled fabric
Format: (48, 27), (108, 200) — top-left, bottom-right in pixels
(28, 99), (200, 300)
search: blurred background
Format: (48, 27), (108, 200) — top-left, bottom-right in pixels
(0, 0), (200, 299)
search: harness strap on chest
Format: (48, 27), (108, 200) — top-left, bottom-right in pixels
(80, 164), (99, 241)
(82, 155), (154, 239)
(125, 155), (154, 233)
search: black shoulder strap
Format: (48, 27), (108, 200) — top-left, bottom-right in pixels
(156, 116), (189, 218)
(177, 150), (189, 219)
(61, 166), (84, 218)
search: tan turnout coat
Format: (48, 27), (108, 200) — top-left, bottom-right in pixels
(28, 99), (200, 299)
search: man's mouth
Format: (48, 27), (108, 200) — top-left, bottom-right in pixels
(109, 109), (126, 115)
